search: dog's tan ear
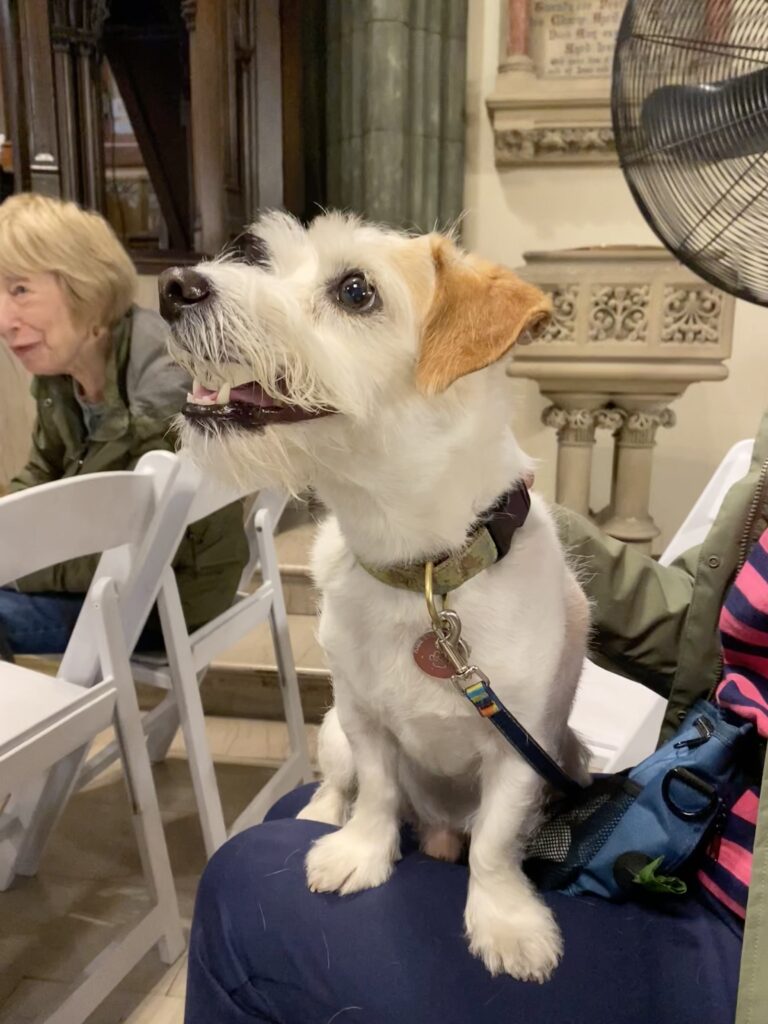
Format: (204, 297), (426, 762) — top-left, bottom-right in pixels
(416, 236), (550, 395)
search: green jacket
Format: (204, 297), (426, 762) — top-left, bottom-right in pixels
(560, 408), (768, 743)
(9, 306), (249, 631)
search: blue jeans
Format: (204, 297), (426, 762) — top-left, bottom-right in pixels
(0, 587), (164, 656)
(184, 784), (742, 1024)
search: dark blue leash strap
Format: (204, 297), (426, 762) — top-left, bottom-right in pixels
(461, 673), (586, 798)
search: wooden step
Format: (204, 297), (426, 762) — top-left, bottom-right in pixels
(134, 612), (333, 724)
(136, 666), (332, 725)
(253, 521), (318, 616)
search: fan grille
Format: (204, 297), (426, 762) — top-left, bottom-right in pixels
(612, 0), (768, 305)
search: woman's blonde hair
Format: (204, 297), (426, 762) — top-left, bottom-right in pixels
(0, 193), (137, 329)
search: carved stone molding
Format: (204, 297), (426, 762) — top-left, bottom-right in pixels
(540, 285), (579, 343)
(541, 405), (598, 441)
(589, 285), (649, 343)
(618, 407), (677, 446)
(510, 245), (736, 548)
(661, 287), (723, 345)
(495, 126), (615, 166)
(594, 407), (626, 432)
(543, 403), (630, 440)
(488, 0), (623, 167)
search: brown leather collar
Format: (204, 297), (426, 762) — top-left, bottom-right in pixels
(359, 482), (531, 595)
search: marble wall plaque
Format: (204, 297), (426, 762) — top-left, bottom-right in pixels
(488, 0), (624, 165)
(530, 0), (624, 78)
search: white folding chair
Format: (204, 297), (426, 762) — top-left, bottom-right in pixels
(659, 439), (754, 567)
(0, 453), (185, 1024)
(1, 451), (201, 887)
(570, 438), (755, 772)
(87, 468), (312, 858)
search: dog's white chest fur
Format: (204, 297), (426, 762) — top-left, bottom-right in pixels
(311, 499), (573, 805)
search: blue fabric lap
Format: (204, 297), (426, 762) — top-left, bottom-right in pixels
(0, 588), (86, 654)
(185, 783), (741, 1024)
(0, 587), (164, 655)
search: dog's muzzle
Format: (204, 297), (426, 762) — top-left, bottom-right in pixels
(158, 266), (336, 433)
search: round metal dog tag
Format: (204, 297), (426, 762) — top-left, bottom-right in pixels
(413, 632), (454, 678)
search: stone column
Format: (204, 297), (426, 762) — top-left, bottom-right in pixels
(599, 400), (676, 551)
(326, 0), (468, 232)
(541, 395), (610, 517)
(500, 0), (534, 73)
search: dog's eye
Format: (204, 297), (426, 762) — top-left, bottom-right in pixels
(335, 272), (378, 313)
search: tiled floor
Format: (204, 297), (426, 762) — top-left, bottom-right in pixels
(0, 717), (318, 1024)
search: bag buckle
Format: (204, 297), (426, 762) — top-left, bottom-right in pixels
(661, 766), (718, 821)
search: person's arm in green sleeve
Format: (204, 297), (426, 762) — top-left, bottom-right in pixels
(8, 415), (65, 492)
(556, 506), (697, 699)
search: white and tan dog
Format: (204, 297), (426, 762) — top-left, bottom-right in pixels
(159, 212), (590, 983)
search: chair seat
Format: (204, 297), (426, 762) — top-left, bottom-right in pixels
(570, 660), (666, 772)
(0, 664), (117, 795)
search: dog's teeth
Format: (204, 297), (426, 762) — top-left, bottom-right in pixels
(197, 370), (221, 390)
(218, 383), (231, 404)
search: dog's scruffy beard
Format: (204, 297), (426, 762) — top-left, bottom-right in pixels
(175, 410), (333, 497)
(167, 294), (351, 496)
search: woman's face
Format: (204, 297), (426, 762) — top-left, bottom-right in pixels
(0, 271), (89, 376)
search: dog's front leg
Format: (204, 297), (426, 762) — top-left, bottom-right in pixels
(305, 705), (401, 896)
(465, 753), (562, 983)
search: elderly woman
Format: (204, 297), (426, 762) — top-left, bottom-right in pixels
(0, 193), (248, 655)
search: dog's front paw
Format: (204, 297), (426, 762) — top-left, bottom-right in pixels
(296, 783), (347, 827)
(305, 826), (399, 896)
(465, 882), (562, 983)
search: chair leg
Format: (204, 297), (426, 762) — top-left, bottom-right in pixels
(256, 509), (313, 784)
(94, 579), (185, 963)
(157, 571), (227, 858)
(145, 696), (182, 764)
(10, 745), (90, 880)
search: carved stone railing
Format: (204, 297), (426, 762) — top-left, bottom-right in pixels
(509, 247), (735, 550)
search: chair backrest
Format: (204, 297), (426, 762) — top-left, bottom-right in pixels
(0, 451), (194, 687)
(177, 457), (288, 591)
(660, 439), (755, 566)
(0, 472), (156, 587)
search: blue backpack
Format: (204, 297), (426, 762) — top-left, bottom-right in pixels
(525, 700), (755, 900)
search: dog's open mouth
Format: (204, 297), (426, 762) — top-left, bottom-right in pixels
(183, 367), (335, 431)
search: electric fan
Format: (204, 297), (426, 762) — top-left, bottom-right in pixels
(612, 0), (768, 305)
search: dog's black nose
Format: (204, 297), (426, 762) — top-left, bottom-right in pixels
(158, 267), (212, 322)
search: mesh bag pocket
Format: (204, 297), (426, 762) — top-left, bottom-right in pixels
(525, 776), (639, 891)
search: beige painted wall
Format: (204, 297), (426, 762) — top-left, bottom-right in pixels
(0, 345), (34, 491)
(136, 273), (160, 313)
(464, 0), (768, 550)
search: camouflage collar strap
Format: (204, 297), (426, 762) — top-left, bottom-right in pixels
(359, 483), (531, 595)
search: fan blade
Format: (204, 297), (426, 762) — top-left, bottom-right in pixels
(641, 66), (768, 162)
